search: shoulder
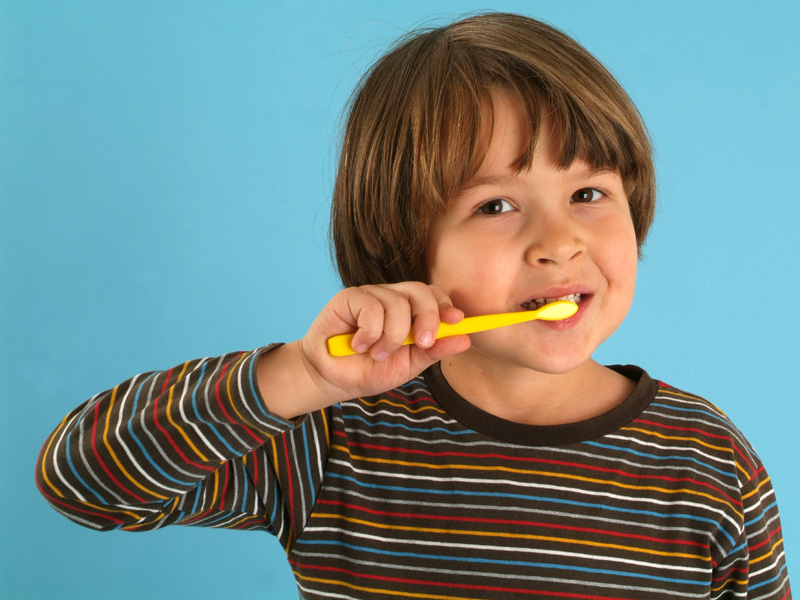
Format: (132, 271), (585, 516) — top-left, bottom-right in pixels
(334, 375), (463, 441)
(641, 376), (764, 482)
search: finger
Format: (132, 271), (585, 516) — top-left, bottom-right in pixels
(410, 333), (471, 368)
(404, 284), (445, 349)
(344, 288), (394, 354)
(428, 284), (465, 324)
(352, 286), (413, 360)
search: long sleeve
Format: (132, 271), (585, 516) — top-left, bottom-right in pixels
(35, 347), (332, 550)
(713, 459), (791, 598)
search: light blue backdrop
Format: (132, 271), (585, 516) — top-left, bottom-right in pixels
(2, 1), (797, 597)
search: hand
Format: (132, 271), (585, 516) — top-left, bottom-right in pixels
(258, 283), (471, 419)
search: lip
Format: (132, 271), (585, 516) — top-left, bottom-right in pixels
(540, 293), (591, 330)
(518, 284), (592, 308)
(516, 284), (593, 331)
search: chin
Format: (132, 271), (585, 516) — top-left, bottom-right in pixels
(469, 342), (595, 377)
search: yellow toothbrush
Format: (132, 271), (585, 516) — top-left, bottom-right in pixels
(327, 300), (578, 357)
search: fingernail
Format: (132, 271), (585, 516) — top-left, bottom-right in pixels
(355, 344), (368, 353)
(418, 332), (433, 347)
(372, 351), (390, 362)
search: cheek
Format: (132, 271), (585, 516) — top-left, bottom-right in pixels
(605, 229), (639, 302)
(427, 230), (503, 307)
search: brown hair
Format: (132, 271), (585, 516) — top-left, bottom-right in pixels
(331, 12), (656, 287)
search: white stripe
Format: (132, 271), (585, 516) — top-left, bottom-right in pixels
(291, 549), (709, 598)
(177, 367), (228, 461)
(328, 457), (742, 531)
(299, 526), (711, 575)
(319, 484), (727, 556)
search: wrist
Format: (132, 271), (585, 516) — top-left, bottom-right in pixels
(255, 341), (337, 420)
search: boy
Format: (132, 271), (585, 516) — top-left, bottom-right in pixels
(36, 12), (790, 599)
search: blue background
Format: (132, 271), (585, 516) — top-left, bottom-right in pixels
(2, 1), (797, 597)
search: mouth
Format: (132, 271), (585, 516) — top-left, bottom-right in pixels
(521, 293), (584, 311)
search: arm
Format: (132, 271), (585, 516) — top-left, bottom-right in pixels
(35, 349), (300, 532)
(713, 463), (791, 598)
(36, 283), (470, 535)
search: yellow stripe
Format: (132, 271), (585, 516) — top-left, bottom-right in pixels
(210, 467), (220, 504)
(166, 361), (209, 462)
(39, 416), (71, 499)
(294, 573), (476, 600)
(360, 397), (447, 415)
(313, 513), (710, 562)
(224, 353), (251, 425)
(742, 475), (772, 502)
(321, 409), (331, 448)
(333, 444), (736, 512)
(620, 426), (733, 455)
(750, 537), (784, 565)
(270, 437), (281, 479)
(660, 389), (706, 402)
(103, 385), (167, 500)
(269, 436), (294, 553)
(60, 497), (143, 521)
(712, 578), (748, 592)
(223, 353), (281, 438)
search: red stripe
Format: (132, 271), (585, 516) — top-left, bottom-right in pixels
(36, 484), (125, 526)
(152, 376), (213, 472)
(179, 478), (218, 526)
(212, 355), (264, 445)
(337, 436), (741, 507)
(633, 418), (732, 442)
(316, 498), (709, 549)
(712, 562), (748, 583)
(250, 448), (259, 485)
(282, 434), (296, 540)
(218, 461), (230, 511)
(749, 525), (782, 553)
(290, 560), (637, 600)
(91, 401), (147, 502)
(385, 390), (434, 405)
(734, 445), (756, 474)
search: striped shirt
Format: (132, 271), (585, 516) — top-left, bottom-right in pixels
(36, 347), (791, 599)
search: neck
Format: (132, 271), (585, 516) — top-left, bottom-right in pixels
(439, 355), (634, 426)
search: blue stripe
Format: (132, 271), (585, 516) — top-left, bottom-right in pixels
(190, 480), (203, 513)
(584, 440), (736, 480)
(325, 472), (737, 545)
(302, 421), (316, 506)
(650, 401), (731, 427)
(749, 563), (789, 591)
(238, 461), (250, 514)
(246, 350), (292, 426)
(295, 539), (706, 587)
(189, 362), (239, 455)
(342, 414), (470, 435)
(64, 423), (109, 505)
(126, 374), (193, 487)
(745, 500), (778, 528)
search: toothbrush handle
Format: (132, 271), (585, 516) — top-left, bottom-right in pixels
(326, 301), (577, 357)
(327, 312), (538, 357)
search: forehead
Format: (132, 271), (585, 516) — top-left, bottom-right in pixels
(459, 87), (622, 188)
(464, 89), (612, 187)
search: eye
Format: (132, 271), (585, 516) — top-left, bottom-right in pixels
(571, 188), (605, 203)
(477, 199), (515, 215)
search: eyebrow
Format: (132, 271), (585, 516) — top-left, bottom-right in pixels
(462, 173), (516, 190)
(463, 166), (618, 190)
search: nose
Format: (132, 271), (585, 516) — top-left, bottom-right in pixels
(524, 213), (585, 266)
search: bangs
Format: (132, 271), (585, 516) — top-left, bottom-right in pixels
(427, 48), (646, 208)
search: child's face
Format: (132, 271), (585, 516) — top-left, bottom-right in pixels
(426, 89), (638, 377)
